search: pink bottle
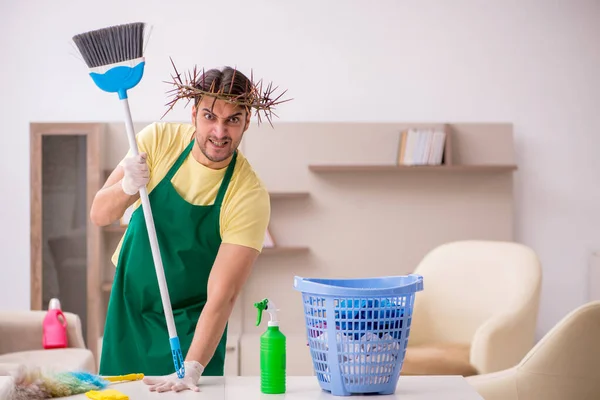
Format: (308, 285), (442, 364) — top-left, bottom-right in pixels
(43, 298), (68, 349)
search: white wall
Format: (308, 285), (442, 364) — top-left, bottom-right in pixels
(1, 0), (599, 339)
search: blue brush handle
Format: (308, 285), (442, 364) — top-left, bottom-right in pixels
(170, 337), (186, 379)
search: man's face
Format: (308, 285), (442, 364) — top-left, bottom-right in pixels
(192, 96), (250, 165)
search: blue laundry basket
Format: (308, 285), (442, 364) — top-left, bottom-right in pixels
(293, 274), (423, 396)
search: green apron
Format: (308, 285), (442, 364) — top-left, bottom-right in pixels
(99, 139), (236, 377)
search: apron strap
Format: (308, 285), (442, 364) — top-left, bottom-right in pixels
(164, 139), (195, 181)
(214, 150), (237, 207)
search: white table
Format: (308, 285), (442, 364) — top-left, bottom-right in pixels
(62, 376), (483, 399)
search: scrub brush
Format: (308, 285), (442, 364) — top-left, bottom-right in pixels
(71, 22), (185, 379)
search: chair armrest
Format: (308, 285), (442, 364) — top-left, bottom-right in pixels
(466, 367), (519, 400)
(0, 310), (86, 355)
(470, 309), (536, 374)
(0, 375), (15, 400)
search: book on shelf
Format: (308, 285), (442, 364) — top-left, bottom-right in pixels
(397, 128), (447, 166)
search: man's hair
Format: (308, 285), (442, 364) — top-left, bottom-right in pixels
(193, 66), (252, 111)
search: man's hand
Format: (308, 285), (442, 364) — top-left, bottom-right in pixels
(120, 153), (150, 195)
(142, 361), (204, 393)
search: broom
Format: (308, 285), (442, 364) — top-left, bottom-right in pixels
(71, 22), (185, 379)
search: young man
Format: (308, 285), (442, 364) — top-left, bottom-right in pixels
(90, 66), (283, 393)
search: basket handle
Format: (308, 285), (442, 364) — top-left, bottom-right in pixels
(293, 274), (423, 297)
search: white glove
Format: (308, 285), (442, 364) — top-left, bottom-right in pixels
(120, 153), (149, 195)
(142, 360), (204, 393)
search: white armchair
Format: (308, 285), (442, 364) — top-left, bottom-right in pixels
(406, 240), (542, 375)
(0, 310), (95, 372)
(0, 310), (96, 396)
(467, 301), (600, 399)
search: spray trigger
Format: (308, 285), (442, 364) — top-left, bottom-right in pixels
(254, 298), (279, 327)
(254, 299), (267, 326)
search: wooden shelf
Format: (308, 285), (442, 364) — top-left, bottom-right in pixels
(103, 224), (308, 252)
(308, 164), (517, 172)
(261, 246), (309, 255)
(97, 189), (308, 203)
(269, 192), (309, 199)
(103, 229), (309, 255)
(101, 191), (309, 235)
(104, 225), (126, 233)
(99, 245), (309, 256)
(104, 169), (309, 198)
(100, 245), (309, 293)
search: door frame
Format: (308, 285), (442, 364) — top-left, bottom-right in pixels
(30, 122), (103, 359)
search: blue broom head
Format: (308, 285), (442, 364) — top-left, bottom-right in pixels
(72, 22), (147, 100)
(88, 59), (145, 100)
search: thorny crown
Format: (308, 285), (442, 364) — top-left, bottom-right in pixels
(162, 58), (291, 126)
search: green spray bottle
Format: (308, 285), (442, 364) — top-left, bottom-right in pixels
(254, 298), (286, 394)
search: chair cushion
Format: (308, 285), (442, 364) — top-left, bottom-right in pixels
(0, 348), (95, 373)
(400, 343), (478, 376)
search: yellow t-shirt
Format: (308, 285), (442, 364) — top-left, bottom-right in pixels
(111, 122), (270, 266)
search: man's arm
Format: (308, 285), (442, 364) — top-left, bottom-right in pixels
(90, 123), (159, 227)
(89, 164), (139, 226)
(185, 242), (259, 367)
(90, 153), (149, 226)
(142, 243), (260, 392)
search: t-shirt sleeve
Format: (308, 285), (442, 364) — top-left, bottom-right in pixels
(221, 187), (271, 252)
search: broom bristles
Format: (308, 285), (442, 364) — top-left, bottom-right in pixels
(72, 22), (146, 68)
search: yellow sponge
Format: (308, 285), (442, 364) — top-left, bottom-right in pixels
(85, 389), (129, 400)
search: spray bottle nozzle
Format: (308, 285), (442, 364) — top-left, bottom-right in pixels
(254, 298), (279, 327)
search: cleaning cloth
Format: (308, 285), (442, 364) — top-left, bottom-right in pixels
(85, 389), (129, 400)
